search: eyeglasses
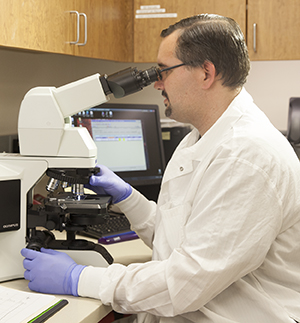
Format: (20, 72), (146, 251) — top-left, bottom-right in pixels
(158, 63), (185, 80)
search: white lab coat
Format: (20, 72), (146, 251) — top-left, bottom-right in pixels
(79, 89), (300, 323)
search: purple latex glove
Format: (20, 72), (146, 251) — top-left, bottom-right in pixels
(86, 165), (132, 203)
(21, 248), (85, 296)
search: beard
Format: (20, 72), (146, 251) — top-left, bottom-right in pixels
(165, 105), (172, 117)
(162, 90), (172, 117)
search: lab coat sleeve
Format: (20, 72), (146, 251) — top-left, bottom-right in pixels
(77, 155), (287, 317)
(116, 188), (157, 248)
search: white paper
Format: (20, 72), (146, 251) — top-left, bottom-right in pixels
(135, 13), (178, 19)
(136, 4), (177, 19)
(136, 8), (166, 14)
(0, 286), (55, 323)
(140, 5), (161, 10)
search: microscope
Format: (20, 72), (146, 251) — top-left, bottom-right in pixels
(0, 66), (161, 282)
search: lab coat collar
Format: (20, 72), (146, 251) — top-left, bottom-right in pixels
(195, 88), (254, 159)
(162, 88), (254, 183)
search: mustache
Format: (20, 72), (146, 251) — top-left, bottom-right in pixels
(162, 90), (169, 100)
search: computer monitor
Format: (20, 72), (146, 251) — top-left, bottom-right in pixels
(72, 103), (165, 195)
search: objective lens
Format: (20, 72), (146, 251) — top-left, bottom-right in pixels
(72, 183), (85, 196)
(46, 178), (60, 192)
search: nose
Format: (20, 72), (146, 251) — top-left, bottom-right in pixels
(154, 79), (164, 91)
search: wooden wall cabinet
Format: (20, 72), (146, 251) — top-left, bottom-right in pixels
(247, 0), (300, 60)
(0, 1), (74, 55)
(1, 0), (300, 62)
(0, 0), (133, 62)
(73, 0), (133, 61)
(133, 0), (300, 62)
(133, 0), (246, 62)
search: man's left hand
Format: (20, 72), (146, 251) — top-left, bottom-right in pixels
(21, 248), (85, 296)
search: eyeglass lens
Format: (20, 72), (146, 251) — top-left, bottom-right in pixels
(158, 63), (185, 80)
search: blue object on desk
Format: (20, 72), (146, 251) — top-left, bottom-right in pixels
(98, 231), (138, 244)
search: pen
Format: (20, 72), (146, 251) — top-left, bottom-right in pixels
(98, 231), (139, 244)
(27, 299), (68, 323)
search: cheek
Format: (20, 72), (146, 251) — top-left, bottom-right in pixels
(164, 78), (181, 98)
(167, 80), (190, 103)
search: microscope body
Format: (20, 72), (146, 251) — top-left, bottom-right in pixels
(0, 74), (111, 282)
(0, 66), (160, 282)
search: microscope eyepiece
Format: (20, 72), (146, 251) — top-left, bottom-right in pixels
(100, 66), (161, 99)
(139, 66), (161, 86)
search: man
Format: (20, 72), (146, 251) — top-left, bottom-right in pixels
(21, 14), (300, 322)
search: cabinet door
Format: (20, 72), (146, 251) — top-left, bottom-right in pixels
(73, 0), (133, 61)
(133, 0), (246, 62)
(0, 0), (74, 55)
(248, 0), (300, 60)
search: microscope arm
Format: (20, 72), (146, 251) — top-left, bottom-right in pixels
(18, 74), (108, 157)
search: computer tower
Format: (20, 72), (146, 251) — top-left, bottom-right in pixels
(161, 121), (192, 165)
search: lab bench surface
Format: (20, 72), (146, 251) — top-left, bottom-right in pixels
(1, 238), (152, 323)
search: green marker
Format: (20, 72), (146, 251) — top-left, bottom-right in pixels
(27, 299), (69, 323)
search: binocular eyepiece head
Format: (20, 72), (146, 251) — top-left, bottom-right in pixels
(100, 66), (162, 99)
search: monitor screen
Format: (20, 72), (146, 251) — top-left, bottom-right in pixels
(72, 103), (165, 188)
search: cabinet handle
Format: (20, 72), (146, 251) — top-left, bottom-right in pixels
(253, 23), (257, 53)
(77, 13), (87, 46)
(70, 11), (80, 44)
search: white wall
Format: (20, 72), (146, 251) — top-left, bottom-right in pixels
(0, 48), (164, 136)
(245, 60), (300, 131)
(1, 47), (300, 136)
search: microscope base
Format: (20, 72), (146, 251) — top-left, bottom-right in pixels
(47, 239), (114, 267)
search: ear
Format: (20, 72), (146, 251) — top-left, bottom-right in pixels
(202, 61), (216, 90)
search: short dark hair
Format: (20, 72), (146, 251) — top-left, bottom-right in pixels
(161, 14), (250, 88)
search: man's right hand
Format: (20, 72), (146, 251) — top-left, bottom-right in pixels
(86, 165), (132, 203)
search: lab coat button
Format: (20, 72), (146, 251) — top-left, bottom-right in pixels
(180, 166), (184, 171)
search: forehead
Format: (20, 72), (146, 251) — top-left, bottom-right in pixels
(157, 31), (181, 65)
